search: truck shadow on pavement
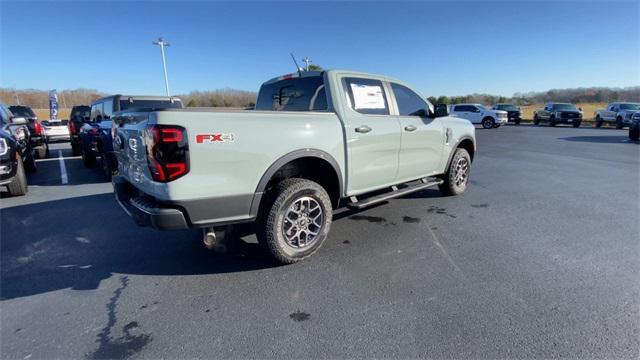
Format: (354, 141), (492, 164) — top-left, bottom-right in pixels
(0, 193), (278, 300)
(558, 135), (636, 144)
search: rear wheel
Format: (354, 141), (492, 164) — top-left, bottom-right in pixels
(7, 157), (28, 196)
(630, 125), (640, 141)
(439, 148), (471, 196)
(482, 117), (495, 129)
(82, 147), (96, 167)
(257, 178), (332, 264)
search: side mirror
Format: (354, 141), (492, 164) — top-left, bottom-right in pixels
(10, 116), (27, 125)
(434, 104), (449, 118)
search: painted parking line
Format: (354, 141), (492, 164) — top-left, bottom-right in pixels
(58, 150), (68, 184)
(36, 156), (81, 162)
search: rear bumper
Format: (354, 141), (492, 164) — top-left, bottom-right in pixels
(113, 176), (189, 230)
(112, 176), (257, 230)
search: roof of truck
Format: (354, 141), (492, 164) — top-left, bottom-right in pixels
(262, 69), (405, 86)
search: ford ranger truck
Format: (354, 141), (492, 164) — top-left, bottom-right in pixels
(594, 102), (640, 129)
(112, 70), (476, 263)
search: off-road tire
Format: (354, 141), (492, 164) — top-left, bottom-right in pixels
(71, 142), (81, 156)
(256, 178), (332, 264)
(36, 144), (49, 159)
(482, 117), (495, 129)
(595, 116), (602, 128)
(82, 147), (96, 167)
(7, 157), (28, 196)
(629, 125), (640, 141)
(439, 148), (471, 196)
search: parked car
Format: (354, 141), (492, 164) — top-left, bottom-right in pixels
(594, 102), (640, 129)
(629, 112), (640, 141)
(112, 69), (476, 263)
(42, 119), (71, 142)
(0, 129), (28, 196)
(0, 103), (36, 172)
(80, 95), (183, 178)
(69, 105), (91, 155)
(492, 103), (522, 124)
(449, 103), (507, 129)
(8, 105), (48, 158)
(533, 103), (582, 127)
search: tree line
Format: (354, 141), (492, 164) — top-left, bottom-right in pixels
(2, 85), (638, 110)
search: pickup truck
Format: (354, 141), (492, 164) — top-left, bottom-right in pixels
(112, 70), (476, 263)
(594, 102), (640, 129)
(533, 103), (582, 127)
(81, 95), (183, 178)
(449, 104), (508, 129)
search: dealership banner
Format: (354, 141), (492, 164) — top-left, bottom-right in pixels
(49, 90), (58, 120)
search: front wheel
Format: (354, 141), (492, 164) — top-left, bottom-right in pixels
(533, 115), (540, 125)
(482, 117), (495, 129)
(595, 116), (602, 128)
(549, 116), (556, 127)
(573, 121), (581, 128)
(514, 119), (521, 125)
(257, 178), (333, 264)
(616, 117), (624, 129)
(7, 157), (28, 196)
(439, 148), (471, 196)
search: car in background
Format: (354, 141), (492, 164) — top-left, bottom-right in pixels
(533, 103), (582, 127)
(69, 105), (91, 155)
(80, 95), (183, 178)
(8, 105), (48, 158)
(41, 119), (71, 142)
(0, 129), (28, 196)
(449, 103), (507, 129)
(629, 112), (640, 141)
(594, 102), (640, 129)
(492, 103), (522, 124)
(0, 103), (36, 172)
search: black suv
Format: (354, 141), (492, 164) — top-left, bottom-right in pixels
(69, 105), (91, 155)
(8, 105), (49, 158)
(0, 129), (28, 196)
(492, 103), (522, 124)
(0, 103), (36, 173)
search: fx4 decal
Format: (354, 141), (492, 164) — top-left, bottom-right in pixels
(196, 133), (235, 143)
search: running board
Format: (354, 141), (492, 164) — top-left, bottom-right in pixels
(346, 178), (443, 210)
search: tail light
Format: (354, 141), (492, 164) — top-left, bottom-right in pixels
(69, 121), (76, 134)
(144, 125), (189, 182)
(34, 122), (42, 136)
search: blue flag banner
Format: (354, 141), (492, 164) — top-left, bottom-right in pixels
(49, 90), (58, 120)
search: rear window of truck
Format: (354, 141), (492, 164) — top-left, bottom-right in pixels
(255, 76), (327, 112)
(119, 99), (183, 111)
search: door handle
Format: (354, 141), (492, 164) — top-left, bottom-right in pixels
(404, 125), (417, 132)
(355, 125), (372, 133)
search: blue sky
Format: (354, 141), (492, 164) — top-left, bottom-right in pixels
(1, 1), (638, 97)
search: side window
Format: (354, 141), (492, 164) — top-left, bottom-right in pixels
(344, 77), (389, 115)
(471, 106), (480, 113)
(255, 76), (325, 111)
(391, 83), (428, 116)
(453, 105), (462, 112)
(90, 102), (103, 122)
(102, 99), (114, 119)
(310, 85), (328, 111)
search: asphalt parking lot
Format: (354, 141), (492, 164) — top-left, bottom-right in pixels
(1, 125), (638, 359)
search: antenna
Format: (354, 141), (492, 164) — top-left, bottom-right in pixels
(290, 53), (303, 74)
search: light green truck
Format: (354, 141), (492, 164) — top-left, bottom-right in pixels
(112, 70), (476, 263)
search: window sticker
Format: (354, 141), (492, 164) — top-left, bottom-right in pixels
(350, 83), (386, 110)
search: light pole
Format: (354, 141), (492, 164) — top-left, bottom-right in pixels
(302, 56), (311, 71)
(152, 37), (171, 96)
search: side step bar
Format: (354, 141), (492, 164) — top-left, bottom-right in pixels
(346, 178), (443, 210)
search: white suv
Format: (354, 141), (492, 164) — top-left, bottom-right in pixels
(449, 104), (508, 129)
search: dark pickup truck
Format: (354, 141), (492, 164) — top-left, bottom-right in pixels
(533, 103), (583, 127)
(80, 95), (183, 178)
